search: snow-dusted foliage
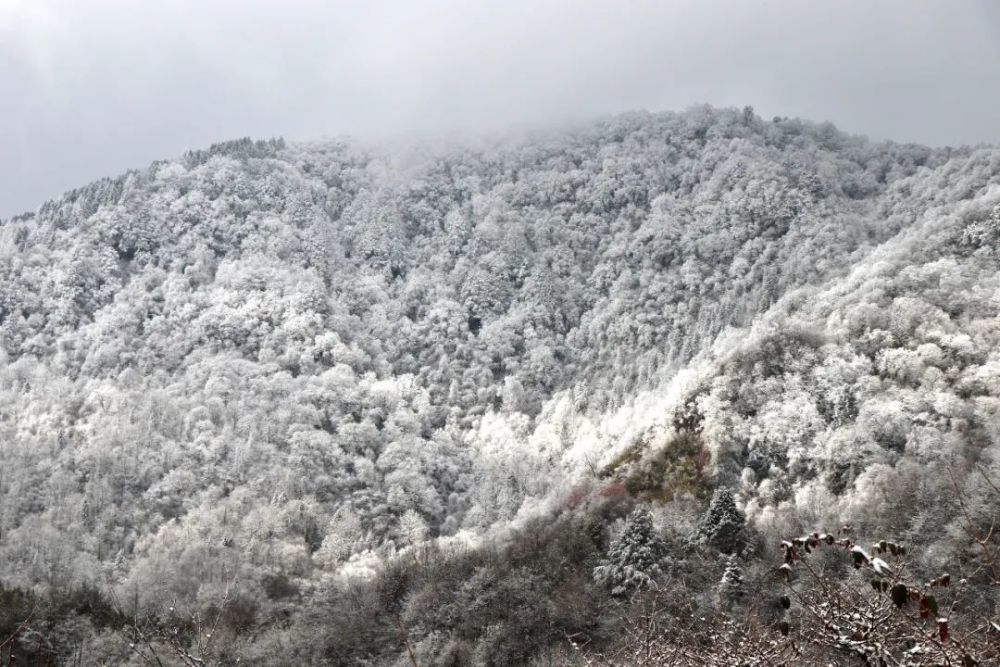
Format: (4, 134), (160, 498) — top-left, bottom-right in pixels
(716, 553), (745, 604)
(593, 506), (667, 596)
(1, 108), (999, 663)
(697, 488), (747, 554)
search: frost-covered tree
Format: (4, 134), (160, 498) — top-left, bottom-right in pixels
(697, 489), (747, 554)
(717, 553), (745, 604)
(398, 508), (429, 546)
(593, 506), (668, 596)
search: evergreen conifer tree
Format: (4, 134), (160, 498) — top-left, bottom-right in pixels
(698, 488), (747, 554)
(593, 506), (668, 597)
(717, 553), (745, 604)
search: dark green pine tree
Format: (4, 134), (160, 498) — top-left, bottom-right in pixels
(698, 488), (747, 554)
(593, 506), (668, 597)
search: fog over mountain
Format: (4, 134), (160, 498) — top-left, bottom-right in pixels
(4, 0), (1000, 218)
(2, 108), (1000, 664)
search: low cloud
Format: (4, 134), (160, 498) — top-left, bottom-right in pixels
(2, 0), (999, 216)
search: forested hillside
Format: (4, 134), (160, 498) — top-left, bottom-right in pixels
(2, 107), (998, 665)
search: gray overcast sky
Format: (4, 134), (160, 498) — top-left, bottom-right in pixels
(2, 0), (999, 218)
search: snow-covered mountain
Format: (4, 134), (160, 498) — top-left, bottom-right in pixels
(2, 107), (998, 664)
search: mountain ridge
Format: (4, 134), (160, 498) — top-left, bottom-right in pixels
(2, 107), (999, 664)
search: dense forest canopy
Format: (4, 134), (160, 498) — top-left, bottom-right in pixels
(1, 107), (998, 664)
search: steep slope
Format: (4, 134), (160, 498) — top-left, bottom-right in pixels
(612, 147), (1000, 539)
(1, 107), (997, 663)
